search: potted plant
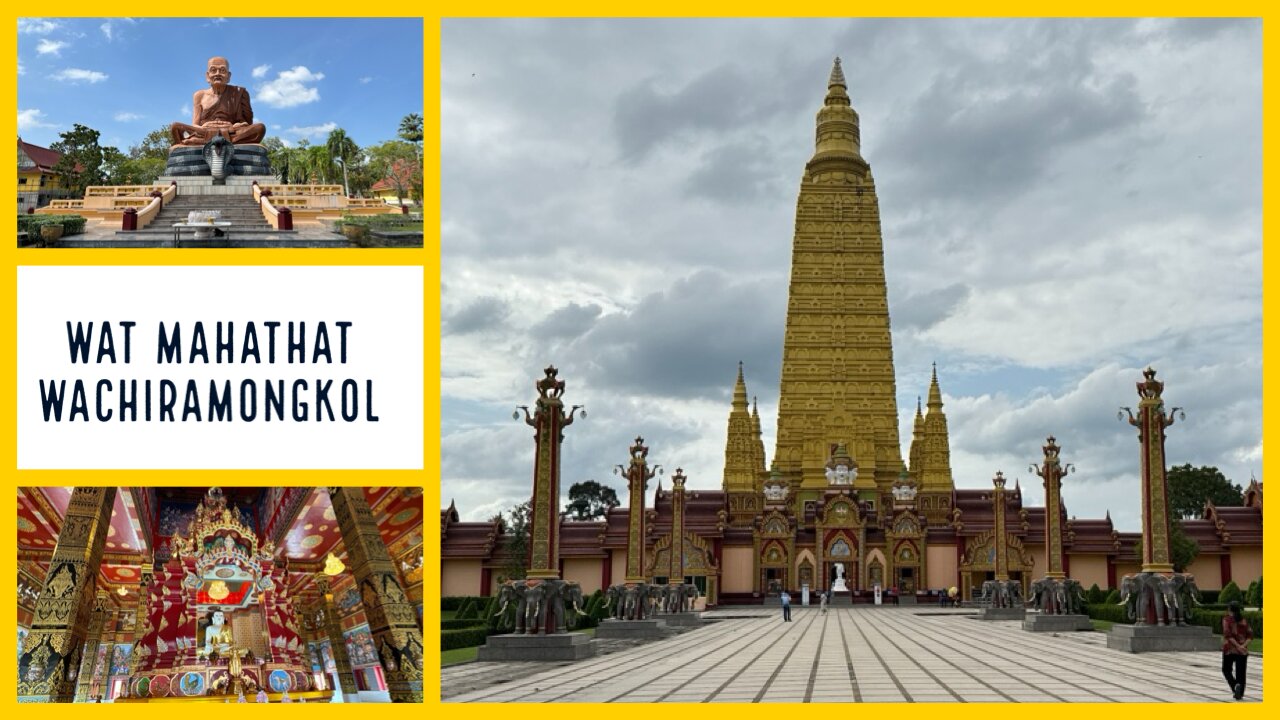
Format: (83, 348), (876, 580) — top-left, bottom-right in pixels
(40, 221), (64, 244)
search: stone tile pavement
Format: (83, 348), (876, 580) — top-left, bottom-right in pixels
(443, 606), (1263, 703)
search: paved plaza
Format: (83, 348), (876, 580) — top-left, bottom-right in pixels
(444, 606), (1262, 703)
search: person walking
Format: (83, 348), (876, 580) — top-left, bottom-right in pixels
(780, 590), (792, 622)
(1222, 601), (1252, 700)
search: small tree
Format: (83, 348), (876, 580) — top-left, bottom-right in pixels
(1168, 464), (1244, 519)
(1133, 517), (1200, 572)
(1245, 577), (1262, 608)
(1104, 588), (1121, 604)
(366, 140), (421, 207)
(1219, 581), (1244, 605)
(500, 500), (532, 582)
(565, 480), (620, 521)
(50, 123), (107, 195)
(1086, 583), (1106, 604)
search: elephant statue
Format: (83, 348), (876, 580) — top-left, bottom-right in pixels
(1062, 579), (1086, 615)
(1026, 579), (1048, 611)
(680, 583), (700, 612)
(522, 581), (547, 634)
(1156, 575), (1185, 626)
(1004, 579), (1023, 608)
(1168, 574), (1202, 626)
(646, 584), (665, 618)
(978, 580), (996, 606)
(1119, 573), (1169, 626)
(605, 584), (626, 620)
(622, 583), (647, 621)
(493, 580), (529, 634)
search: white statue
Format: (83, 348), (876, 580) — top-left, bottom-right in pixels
(825, 464), (857, 485)
(763, 483), (787, 501)
(832, 562), (848, 592)
(202, 610), (234, 657)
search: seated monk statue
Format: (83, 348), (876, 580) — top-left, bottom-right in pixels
(170, 56), (267, 147)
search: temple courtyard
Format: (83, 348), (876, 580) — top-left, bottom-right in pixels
(444, 607), (1262, 703)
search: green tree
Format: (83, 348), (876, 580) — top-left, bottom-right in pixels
(50, 124), (108, 195)
(260, 137), (288, 182)
(565, 480), (620, 521)
(1168, 464), (1243, 519)
(366, 140), (421, 207)
(1219, 580), (1244, 605)
(398, 112), (423, 143)
(325, 128), (359, 197)
(1245, 577), (1262, 608)
(1133, 517), (1200, 573)
(500, 500), (531, 582)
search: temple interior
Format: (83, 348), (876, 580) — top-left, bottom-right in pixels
(18, 487), (423, 703)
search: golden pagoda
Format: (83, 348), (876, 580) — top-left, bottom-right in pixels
(773, 57), (907, 510)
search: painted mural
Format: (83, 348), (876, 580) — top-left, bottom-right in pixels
(111, 643), (133, 676)
(343, 625), (377, 667)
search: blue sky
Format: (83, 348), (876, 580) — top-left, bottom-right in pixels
(18, 17), (423, 151)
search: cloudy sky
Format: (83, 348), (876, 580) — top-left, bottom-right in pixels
(18, 17), (422, 150)
(442, 19), (1262, 532)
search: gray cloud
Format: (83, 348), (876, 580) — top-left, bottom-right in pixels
(442, 19), (1261, 531)
(444, 296), (510, 335)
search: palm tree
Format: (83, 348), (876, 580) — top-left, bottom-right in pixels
(326, 128), (359, 197)
(398, 113), (423, 162)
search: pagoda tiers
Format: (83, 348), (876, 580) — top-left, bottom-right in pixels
(440, 60), (1263, 606)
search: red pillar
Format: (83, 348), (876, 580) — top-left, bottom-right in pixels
(1220, 554), (1232, 587)
(278, 207), (293, 230)
(601, 552), (612, 589)
(122, 207), (137, 231)
(480, 567), (492, 596)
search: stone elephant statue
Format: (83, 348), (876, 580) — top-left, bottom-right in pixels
(493, 580), (529, 634)
(646, 584), (665, 618)
(1027, 579), (1052, 612)
(1156, 575), (1186, 626)
(1119, 573), (1169, 626)
(622, 583), (650, 621)
(605, 584), (626, 620)
(1170, 574), (1202, 625)
(680, 583), (700, 612)
(1004, 580), (1023, 608)
(1061, 579), (1086, 615)
(522, 581), (548, 634)
(538, 580), (585, 633)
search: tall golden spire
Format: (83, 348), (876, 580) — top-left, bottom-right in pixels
(774, 60), (903, 503)
(723, 362), (757, 492)
(909, 396), (925, 474)
(919, 364), (955, 495)
(751, 396), (767, 487)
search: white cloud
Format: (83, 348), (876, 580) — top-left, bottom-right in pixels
(114, 111), (144, 122)
(284, 122), (338, 140)
(252, 64), (271, 79)
(360, 76), (373, 84)
(18, 19), (59, 35)
(18, 108), (56, 132)
(180, 104), (191, 118)
(36, 39), (67, 56)
(17, 60), (24, 76)
(52, 68), (109, 84)
(256, 66), (324, 108)
(100, 21), (113, 41)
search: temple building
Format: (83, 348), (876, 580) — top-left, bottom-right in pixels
(440, 60), (1263, 605)
(18, 487), (423, 703)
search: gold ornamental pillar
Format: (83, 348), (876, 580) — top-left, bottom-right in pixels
(516, 366), (584, 579)
(1122, 368), (1182, 573)
(669, 469), (687, 582)
(1030, 437), (1073, 579)
(17, 487), (117, 703)
(72, 590), (109, 702)
(313, 575), (361, 700)
(127, 559), (154, 675)
(616, 437), (658, 583)
(991, 472), (1010, 582)
(329, 488), (423, 703)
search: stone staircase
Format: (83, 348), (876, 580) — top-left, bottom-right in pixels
(90, 191), (349, 247)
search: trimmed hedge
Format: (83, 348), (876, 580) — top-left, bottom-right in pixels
(442, 618), (485, 631)
(1191, 608), (1263, 639)
(1104, 589), (1121, 605)
(1085, 602), (1131, 625)
(441, 627), (490, 651)
(19, 214), (88, 236)
(442, 596), (471, 612)
(1200, 589), (1221, 604)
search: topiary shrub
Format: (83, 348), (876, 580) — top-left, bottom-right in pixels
(1104, 589), (1121, 605)
(441, 597), (469, 612)
(1190, 608), (1262, 639)
(441, 627), (491, 651)
(456, 598), (477, 620)
(441, 618), (485, 631)
(1200, 589), (1222, 604)
(1246, 577), (1262, 608)
(1219, 581), (1244, 605)
(1086, 584), (1106, 604)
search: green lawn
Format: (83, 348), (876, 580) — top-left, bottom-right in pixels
(441, 627), (598, 666)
